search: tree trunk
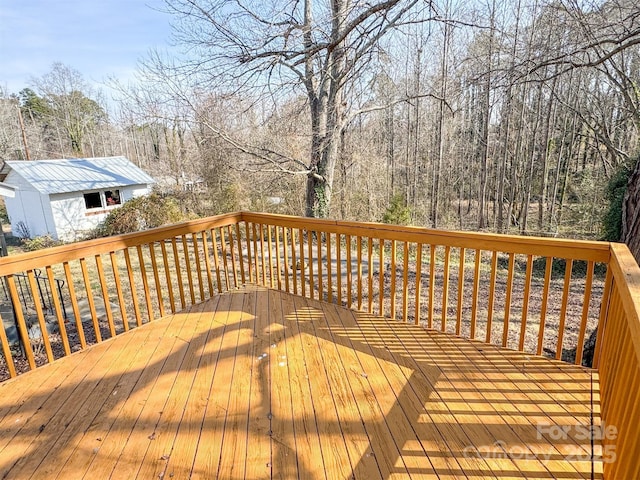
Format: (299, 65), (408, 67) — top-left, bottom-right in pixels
(303, 0), (346, 218)
(478, 79), (490, 230)
(521, 79), (545, 233)
(478, 0), (495, 230)
(432, 22), (449, 229)
(537, 75), (557, 232)
(622, 159), (640, 265)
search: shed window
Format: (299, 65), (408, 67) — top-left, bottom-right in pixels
(105, 190), (121, 206)
(83, 192), (102, 209)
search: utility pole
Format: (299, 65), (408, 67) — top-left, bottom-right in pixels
(16, 106), (31, 160)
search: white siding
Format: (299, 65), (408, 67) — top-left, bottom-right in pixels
(50, 185), (152, 241)
(4, 171), (55, 238)
(50, 193), (102, 241)
(125, 185), (151, 200)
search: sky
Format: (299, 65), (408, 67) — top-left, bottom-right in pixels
(0, 0), (174, 95)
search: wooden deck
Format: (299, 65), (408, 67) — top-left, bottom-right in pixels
(0, 286), (601, 479)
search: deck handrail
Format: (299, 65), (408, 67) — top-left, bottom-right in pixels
(0, 212), (242, 275)
(241, 212), (611, 261)
(0, 211), (639, 478)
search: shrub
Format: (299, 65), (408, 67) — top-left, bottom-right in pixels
(602, 158), (637, 241)
(90, 193), (186, 238)
(21, 235), (63, 251)
(382, 194), (411, 225)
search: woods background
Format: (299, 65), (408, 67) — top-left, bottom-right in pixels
(1, 0), (639, 243)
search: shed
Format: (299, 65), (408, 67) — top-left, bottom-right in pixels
(0, 156), (155, 241)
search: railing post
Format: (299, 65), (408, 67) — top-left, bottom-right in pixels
(593, 266), (614, 370)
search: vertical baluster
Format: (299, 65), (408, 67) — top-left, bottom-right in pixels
(486, 251), (498, 343)
(275, 226), (282, 290)
(308, 230), (314, 299)
(600, 292), (624, 406)
(283, 227), (290, 293)
(290, 228), (298, 295)
(336, 233), (342, 305)
(502, 253), (516, 347)
(601, 291), (624, 401)
(45, 265), (70, 354)
(95, 255), (116, 337)
(441, 246), (451, 332)
(536, 256), (554, 356)
(160, 241), (177, 311)
(415, 243), (423, 326)
(136, 245), (154, 322)
(356, 236), (363, 310)
(172, 237), (187, 308)
(6, 275), (35, 369)
(149, 244), (165, 318)
(345, 235), (351, 307)
(470, 249), (481, 339)
(367, 237), (373, 314)
(602, 316), (626, 411)
(192, 233), (205, 301)
(575, 260), (595, 365)
(201, 231), (214, 297)
(267, 225), (275, 288)
(555, 259), (573, 360)
(64, 262), (86, 348)
(402, 242), (409, 323)
(27, 270), (54, 361)
(252, 223), (260, 285)
(219, 227), (231, 290)
(182, 235), (196, 303)
(317, 231), (323, 300)
(227, 225), (239, 287)
(259, 225), (267, 286)
(599, 292), (623, 415)
(519, 254), (534, 351)
(592, 266), (613, 369)
(80, 257), (102, 342)
(379, 239), (384, 316)
(208, 228), (223, 292)
(109, 252), (131, 331)
(456, 248), (466, 335)
(245, 223), (253, 284)
(299, 228), (306, 297)
(390, 240), (397, 320)
(326, 231), (332, 303)
(235, 223), (246, 284)
(428, 245), (436, 329)
(124, 249), (144, 326)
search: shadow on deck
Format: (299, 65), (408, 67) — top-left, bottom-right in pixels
(0, 286), (600, 479)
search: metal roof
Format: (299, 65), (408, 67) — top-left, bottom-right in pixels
(2, 156), (155, 195)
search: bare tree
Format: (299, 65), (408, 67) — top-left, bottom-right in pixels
(154, 0), (435, 217)
(31, 63), (108, 156)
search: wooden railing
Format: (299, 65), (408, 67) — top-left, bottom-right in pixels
(242, 212), (610, 364)
(0, 211), (614, 378)
(595, 243), (640, 479)
(0, 211), (638, 478)
(0, 213), (245, 379)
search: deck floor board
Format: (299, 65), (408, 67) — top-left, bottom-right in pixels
(0, 286), (601, 480)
